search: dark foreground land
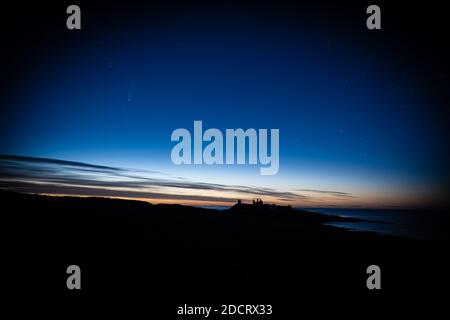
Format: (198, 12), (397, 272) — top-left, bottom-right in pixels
(3, 191), (449, 316)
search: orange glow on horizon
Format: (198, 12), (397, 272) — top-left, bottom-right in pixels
(34, 190), (436, 209)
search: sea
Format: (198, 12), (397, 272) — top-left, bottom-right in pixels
(304, 208), (447, 240)
(200, 206), (448, 240)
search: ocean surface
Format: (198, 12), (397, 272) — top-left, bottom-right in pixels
(306, 208), (446, 240)
(200, 206), (447, 240)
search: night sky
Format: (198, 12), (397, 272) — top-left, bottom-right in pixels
(1, 1), (449, 207)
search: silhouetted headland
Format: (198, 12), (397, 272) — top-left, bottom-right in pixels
(228, 198), (368, 224)
(3, 190), (448, 312)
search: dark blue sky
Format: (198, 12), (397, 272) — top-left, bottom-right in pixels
(0, 4), (444, 207)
